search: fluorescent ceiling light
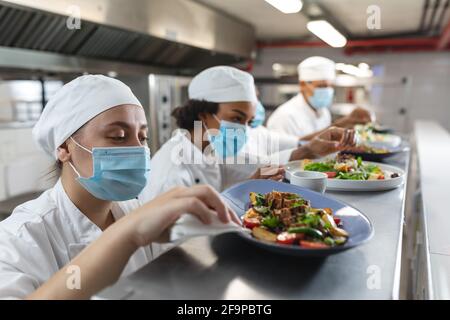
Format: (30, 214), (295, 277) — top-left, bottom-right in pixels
(265, 0), (303, 14)
(307, 20), (347, 48)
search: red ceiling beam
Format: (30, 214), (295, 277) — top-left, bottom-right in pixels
(344, 45), (447, 55)
(347, 37), (439, 47)
(257, 37), (440, 49)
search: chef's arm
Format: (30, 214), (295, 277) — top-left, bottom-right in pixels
(297, 128), (327, 141)
(331, 107), (374, 129)
(290, 127), (356, 161)
(297, 107), (373, 141)
(27, 186), (238, 300)
(289, 144), (315, 161)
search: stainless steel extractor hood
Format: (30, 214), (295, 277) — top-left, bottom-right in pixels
(0, 0), (256, 74)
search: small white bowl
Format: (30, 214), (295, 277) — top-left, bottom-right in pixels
(290, 171), (328, 193)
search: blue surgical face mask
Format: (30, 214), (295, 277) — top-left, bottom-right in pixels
(307, 87), (334, 110)
(205, 114), (248, 158)
(250, 101), (266, 128)
(68, 137), (151, 201)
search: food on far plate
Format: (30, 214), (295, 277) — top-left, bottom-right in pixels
(355, 123), (397, 145)
(302, 154), (400, 180)
(341, 144), (389, 154)
(356, 122), (391, 133)
(243, 191), (348, 249)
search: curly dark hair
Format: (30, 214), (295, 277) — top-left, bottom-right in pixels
(171, 99), (219, 130)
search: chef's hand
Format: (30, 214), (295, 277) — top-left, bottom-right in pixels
(305, 127), (356, 158)
(124, 185), (241, 247)
(336, 107), (373, 128)
(249, 165), (285, 181)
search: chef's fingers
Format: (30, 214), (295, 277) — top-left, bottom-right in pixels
(177, 185), (231, 224)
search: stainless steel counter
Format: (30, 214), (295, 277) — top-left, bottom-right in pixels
(97, 150), (410, 300)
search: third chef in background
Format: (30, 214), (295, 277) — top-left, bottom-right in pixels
(267, 56), (373, 140)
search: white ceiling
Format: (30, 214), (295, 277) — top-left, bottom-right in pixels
(320, 0), (424, 36)
(196, 0), (310, 39)
(196, 0), (449, 40)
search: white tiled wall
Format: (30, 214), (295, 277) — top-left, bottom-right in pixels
(253, 47), (450, 133)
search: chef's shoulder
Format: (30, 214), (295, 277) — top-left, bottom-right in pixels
(0, 189), (57, 240)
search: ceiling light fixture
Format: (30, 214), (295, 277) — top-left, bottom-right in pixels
(306, 20), (347, 48)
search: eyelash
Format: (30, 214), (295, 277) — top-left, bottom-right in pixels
(109, 136), (148, 142)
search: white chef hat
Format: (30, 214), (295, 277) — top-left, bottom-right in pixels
(32, 74), (142, 159)
(188, 66), (257, 104)
(298, 56), (336, 81)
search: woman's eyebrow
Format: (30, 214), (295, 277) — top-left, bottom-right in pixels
(106, 121), (148, 130)
(231, 109), (248, 118)
(106, 121), (130, 129)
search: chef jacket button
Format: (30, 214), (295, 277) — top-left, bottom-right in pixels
(194, 178), (200, 184)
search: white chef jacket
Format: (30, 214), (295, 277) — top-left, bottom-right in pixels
(0, 179), (165, 299)
(246, 126), (298, 158)
(140, 130), (223, 202)
(267, 93), (331, 137)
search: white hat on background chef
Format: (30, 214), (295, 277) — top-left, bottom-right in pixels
(188, 66), (257, 104)
(298, 56), (336, 81)
(32, 74), (142, 159)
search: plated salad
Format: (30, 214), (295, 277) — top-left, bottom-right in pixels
(243, 191), (349, 249)
(302, 154), (400, 180)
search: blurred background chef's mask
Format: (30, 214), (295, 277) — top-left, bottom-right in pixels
(68, 137), (151, 201)
(204, 114), (248, 159)
(307, 87), (334, 110)
(250, 101), (266, 128)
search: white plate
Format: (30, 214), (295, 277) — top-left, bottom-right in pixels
(285, 160), (405, 192)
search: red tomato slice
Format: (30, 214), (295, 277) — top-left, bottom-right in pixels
(276, 232), (296, 245)
(276, 232), (304, 245)
(333, 217), (341, 225)
(377, 175), (385, 180)
(299, 240), (329, 249)
(325, 172), (337, 178)
(243, 217), (260, 229)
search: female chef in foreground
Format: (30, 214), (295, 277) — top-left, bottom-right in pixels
(141, 66), (356, 201)
(0, 75), (238, 299)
